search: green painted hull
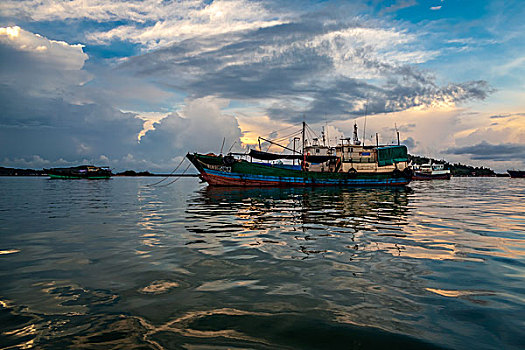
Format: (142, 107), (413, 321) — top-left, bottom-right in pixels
(45, 165), (112, 179)
(187, 153), (412, 187)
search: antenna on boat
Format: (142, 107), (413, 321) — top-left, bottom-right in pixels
(227, 141), (237, 154)
(362, 101), (368, 147)
(325, 122), (330, 147)
(220, 137), (226, 155)
(395, 123), (400, 145)
(302, 120), (306, 155)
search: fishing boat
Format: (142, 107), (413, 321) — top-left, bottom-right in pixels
(44, 165), (112, 179)
(508, 169), (525, 178)
(187, 122), (413, 187)
(412, 163), (451, 180)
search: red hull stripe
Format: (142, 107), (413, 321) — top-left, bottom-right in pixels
(200, 171), (409, 187)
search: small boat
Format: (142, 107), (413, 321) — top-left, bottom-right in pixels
(508, 169), (525, 178)
(44, 165), (112, 179)
(412, 163), (451, 180)
(187, 122), (413, 187)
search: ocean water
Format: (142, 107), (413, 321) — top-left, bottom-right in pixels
(0, 177), (524, 349)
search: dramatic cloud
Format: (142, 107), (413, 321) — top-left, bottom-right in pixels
(0, 25), (246, 171)
(139, 97), (243, 157)
(0, 26), (87, 69)
(0, 26), (90, 96)
(1, 0), (289, 50)
(118, 10), (491, 123)
(0, 84), (243, 171)
(0, 85), (142, 160)
(87, 0), (287, 50)
(445, 141), (525, 161)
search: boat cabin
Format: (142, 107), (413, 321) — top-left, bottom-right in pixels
(302, 123), (409, 174)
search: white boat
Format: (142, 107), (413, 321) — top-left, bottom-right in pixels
(412, 163), (451, 180)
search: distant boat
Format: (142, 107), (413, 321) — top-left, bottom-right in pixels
(508, 169), (525, 178)
(412, 163), (451, 180)
(44, 165), (112, 179)
(187, 122), (413, 187)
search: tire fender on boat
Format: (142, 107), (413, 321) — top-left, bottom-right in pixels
(402, 167), (413, 178)
(223, 155), (235, 166)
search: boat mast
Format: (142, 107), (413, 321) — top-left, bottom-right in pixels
(353, 122), (360, 145)
(362, 102), (368, 147)
(302, 121), (306, 155)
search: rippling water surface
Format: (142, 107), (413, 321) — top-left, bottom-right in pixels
(0, 177), (524, 349)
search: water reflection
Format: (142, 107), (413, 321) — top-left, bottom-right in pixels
(177, 186), (441, 345)
(186, 186), (411, 261)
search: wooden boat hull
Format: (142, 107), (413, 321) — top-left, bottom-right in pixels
(187, 153), (412, 187)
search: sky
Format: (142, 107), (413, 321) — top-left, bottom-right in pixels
(1, 0), (524, 173)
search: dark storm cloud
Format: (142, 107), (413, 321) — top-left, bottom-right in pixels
(280, 79), (491, 123)
(121, 19), (337, 99)
(119, 12), (493, 123)
(0, 85), (143, 162)
(0, 84), (242, 170)
(444, 141), (525, 161)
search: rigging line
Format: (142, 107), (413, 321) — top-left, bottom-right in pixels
(227, 141), (237, 154)
(220, 137), (226, 154)
(270, 131), (303, 145)
(146, 157), (186, 187)
(270, 136), (302, 146)
(261, 131), (302, 152)
(261, 124), (299, 139)
(305, 127), (317, 145)
(156, 162), (193, 187)
(307, 125), (317, 137)
(304, 127), (317, 145)
(272, 128), (302, 139)
(305, 124), (320, 138)
(362, 101), (368, 146)
(268, 128), (303, 142)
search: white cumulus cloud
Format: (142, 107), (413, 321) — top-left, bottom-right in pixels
(0, 26), (90, 96)
(0, 26), (87, 70)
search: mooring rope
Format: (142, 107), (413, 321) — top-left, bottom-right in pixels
(154, 162), (193, 187)
(147, 157), (187, 187)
